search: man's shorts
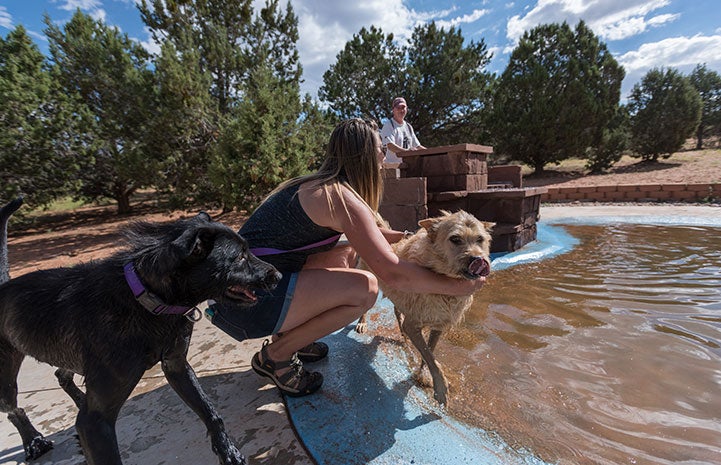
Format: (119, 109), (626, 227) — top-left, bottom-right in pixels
(206, 271), (297, 342)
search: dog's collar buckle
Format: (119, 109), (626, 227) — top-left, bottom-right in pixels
(184, 307), (202, 322)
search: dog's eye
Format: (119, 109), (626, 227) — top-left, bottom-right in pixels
(449, 236), (463, 245)
(476, 236), (486, 244)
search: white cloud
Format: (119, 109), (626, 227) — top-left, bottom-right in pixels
(0, 6), (12, 30)
(506, 0), (675, 44)
(618, 34), (721, 73)
(436, 9), (490, 29)
(55, 0), (103, 10)
(55, 0), (106, 22)
(292, 0), (440, 98)
(618, 34), (721, 96)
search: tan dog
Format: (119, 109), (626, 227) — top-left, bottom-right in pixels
(358, 210), (492, 405)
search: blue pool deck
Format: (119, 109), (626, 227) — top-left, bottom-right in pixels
(2, 205), (720, 465)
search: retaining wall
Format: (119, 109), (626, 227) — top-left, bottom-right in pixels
(542, 183), (721, 203)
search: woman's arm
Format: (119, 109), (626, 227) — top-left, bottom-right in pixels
(300, 184), (484, 296)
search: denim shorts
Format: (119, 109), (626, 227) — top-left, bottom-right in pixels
(206, 272), (297, 341)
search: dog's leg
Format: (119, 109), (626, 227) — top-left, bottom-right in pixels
(75, 367), (144, 465)
(355, 312), (367, 333)
(55, 368), (86, 408)
(418, 329), (443, 371)
(0, 343), (54, 459)
(400, 322), (449, 405)
(162, 329), (246, 465)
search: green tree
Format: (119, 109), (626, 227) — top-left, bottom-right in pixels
(0, 25), (90, 209)
(403, 23), (494, 146)
(585, 105), (630, 173)
(319, 25), (405, 124)
(139, 0), (300, 115)
(628, 67), (702, 161)
(140, 0), (315, 207)
(688, 64), (721, 149)
(148, 39), (219, 208)
(44, 11), (156, 213)
(207, 64), (327, 211)
(491, 21), (624, 173)
(320, 23), (494, 145)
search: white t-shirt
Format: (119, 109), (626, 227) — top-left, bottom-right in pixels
(380, 118), (421, 163)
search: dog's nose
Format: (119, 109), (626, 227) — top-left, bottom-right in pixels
(267, 269), (282, 286)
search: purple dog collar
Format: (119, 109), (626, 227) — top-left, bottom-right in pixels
(123, 262), (200, 321)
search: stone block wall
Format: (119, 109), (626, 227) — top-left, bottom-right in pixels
(542, 183), (721, 203)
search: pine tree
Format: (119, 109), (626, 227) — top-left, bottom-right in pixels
(628, 67), (702, 161)
(492, 21), (624, 173)
(44, 11), (156, 213)
(0, 25), (90, 209)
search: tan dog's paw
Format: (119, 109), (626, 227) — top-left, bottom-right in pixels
(412, 365), (433, 387)
(355, 314), (367, 333)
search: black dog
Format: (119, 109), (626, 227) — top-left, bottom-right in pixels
(0, 198), (281, 465)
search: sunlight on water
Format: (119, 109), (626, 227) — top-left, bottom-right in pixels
(440, 224), (721, 465)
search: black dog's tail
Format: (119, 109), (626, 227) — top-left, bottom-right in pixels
(1, 197), (23, 284)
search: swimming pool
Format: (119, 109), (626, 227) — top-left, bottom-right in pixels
(286, 208), (721, 465)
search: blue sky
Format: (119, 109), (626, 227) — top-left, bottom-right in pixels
(2, 0), (720, 100)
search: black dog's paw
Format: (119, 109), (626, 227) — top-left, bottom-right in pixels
(213, 437), (246, 465)
(25, 435), (54, 460)
(221, 445), (246, 465)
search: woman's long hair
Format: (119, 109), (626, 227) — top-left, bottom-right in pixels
(268, 118), (383, 216)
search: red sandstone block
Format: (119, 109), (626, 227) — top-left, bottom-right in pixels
(604, 191), (626, 200)
(378, 204), (427, 231)
(578, 186), (599, 194)
(402, 151), (488, 177)
(688, 183), (713, 193)
(617, 185), (639, 192)
(673, 190), (699, 200)
(597, 186), (618, 193)
(660, 184), (686, 192)
(382, 177), (427, 205)
(647, 190), (671, 199)
(425, 174), (488, 192)
(566, 191), (587, 200)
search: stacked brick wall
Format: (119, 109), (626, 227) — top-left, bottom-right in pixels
(542, 183), (721, 203)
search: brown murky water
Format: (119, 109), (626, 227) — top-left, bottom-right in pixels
(439, 224), (721, 465)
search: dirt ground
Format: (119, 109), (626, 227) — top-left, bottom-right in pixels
(5, 148), (720, 277)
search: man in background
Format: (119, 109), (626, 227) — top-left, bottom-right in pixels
(380, 97), (426, 163)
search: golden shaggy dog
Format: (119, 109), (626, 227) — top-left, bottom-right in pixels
(359, 210), (493, 405)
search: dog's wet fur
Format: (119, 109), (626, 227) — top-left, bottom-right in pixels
(0, 198), (281, 465)
(358, 210), (493, 405)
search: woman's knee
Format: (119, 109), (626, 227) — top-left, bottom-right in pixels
(355, 270), (379, 311)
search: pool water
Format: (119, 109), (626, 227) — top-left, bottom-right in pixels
(439, 224), (721, 465)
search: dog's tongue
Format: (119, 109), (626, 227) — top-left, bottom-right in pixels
(468, 257), (490, 277)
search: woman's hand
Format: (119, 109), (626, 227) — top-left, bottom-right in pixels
(454, 275), (487, 295)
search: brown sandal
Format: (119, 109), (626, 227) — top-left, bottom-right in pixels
(274, 333), (329, 363)
(251, 340), (323, 397)
(295, 341), (329, 363)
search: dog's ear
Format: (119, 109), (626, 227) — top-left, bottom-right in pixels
(195, 211), (212, 223)
(418, 217), (442, 242)
(482, 221), (495, 231)
(173, 227), (215, 261)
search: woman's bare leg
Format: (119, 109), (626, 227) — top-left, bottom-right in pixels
(263, 267), (377, 362)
